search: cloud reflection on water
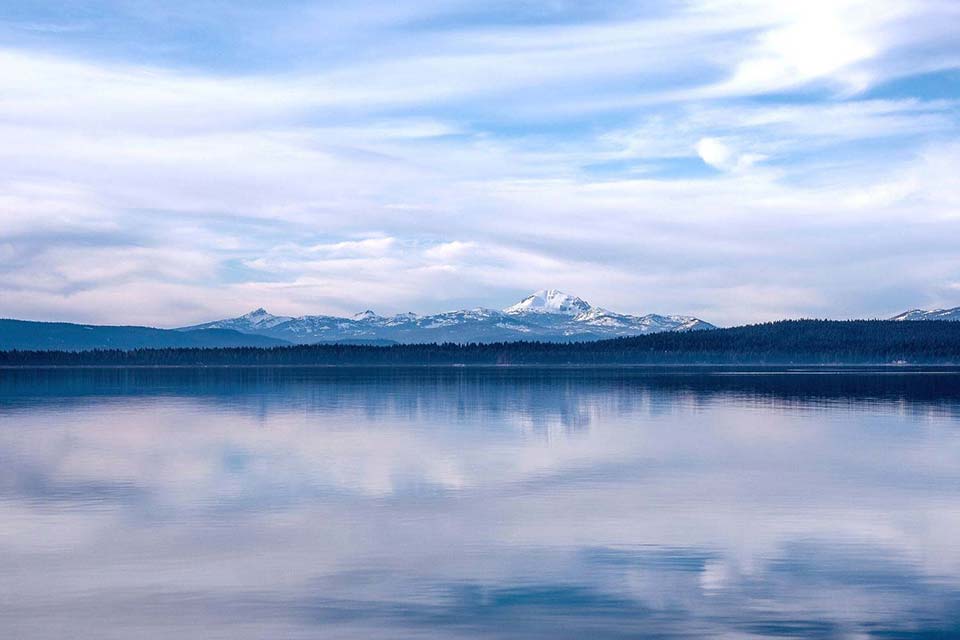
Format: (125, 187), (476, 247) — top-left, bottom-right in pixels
(1, 367), (959, 638)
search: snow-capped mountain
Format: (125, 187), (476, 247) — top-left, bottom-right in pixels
(189, 307), (294, 333)
(179, 290), (716, 344)
(504, 289), (591, 316)
(891, 307), (960, 322)
(573, 307), (714, 333)
(351, 310), (381, 321)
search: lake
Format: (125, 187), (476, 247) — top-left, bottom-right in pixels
(2, 366), (959, 638)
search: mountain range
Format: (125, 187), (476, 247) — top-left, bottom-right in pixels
(178, 289), (715, 345)
(2, 291), (959, 352)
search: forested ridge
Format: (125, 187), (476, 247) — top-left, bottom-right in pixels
(3, 320), (960, 366)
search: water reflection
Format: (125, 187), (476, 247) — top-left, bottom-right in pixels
(1, 367), (959, 638)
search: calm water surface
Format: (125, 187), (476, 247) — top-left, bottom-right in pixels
(1, 367), (959, 639)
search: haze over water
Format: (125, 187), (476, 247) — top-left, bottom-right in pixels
(2, 367), (960, 638)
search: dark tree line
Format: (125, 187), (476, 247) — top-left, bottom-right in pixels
(3, 320), (960, 366)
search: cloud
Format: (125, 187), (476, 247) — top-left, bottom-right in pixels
(695, 137), (763, 172)
(0, 1), (958, 326)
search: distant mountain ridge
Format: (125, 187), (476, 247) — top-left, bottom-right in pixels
(9, 320), (960, 366)
(180, 289), (716, 344)
(0, 319), (288, 352)
(891, 306), (960, 322)
(5, 297), (960, 353)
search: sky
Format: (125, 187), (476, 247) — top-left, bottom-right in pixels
(0, 0), (958, 327)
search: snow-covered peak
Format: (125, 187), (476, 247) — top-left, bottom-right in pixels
(504, 289), (592, 316)
(574, 307), (615, 321)
(574, 307), (630, 327)
(891, 309), (927, 321)
(352, 310), (381, 321)
(381, 312), (419, 327)
(573, 307), (715, 333)
(177, 307), (294, 333)
(891, 307), (960, 321)
(236, 308), (291, 329)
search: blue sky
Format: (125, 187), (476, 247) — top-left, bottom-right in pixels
(1, 0), (958, 326)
